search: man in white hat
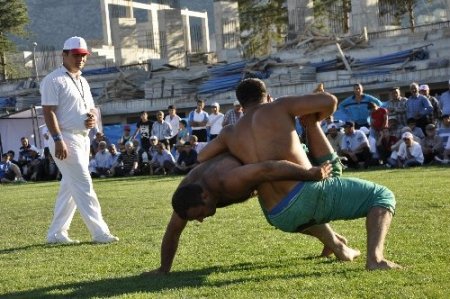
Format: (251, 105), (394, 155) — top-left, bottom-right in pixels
(419, 84), (442, 124)
(387, 132), (424, 168)
(222, 100), (243, 127)
(206, 102), (224, 140)
(438, 80), (450, 119)
(41, 36), (119, 244)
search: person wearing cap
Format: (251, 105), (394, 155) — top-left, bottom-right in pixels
(118, 124), (133, 146)
(165, 105), (182, 148)
(435, 114), (450, 164)
(188, 99), (209, 142)
(421, 123), (443, 164)
(40, 36), (118, 244)
(207, 102), (224, 140)
(326, 123), (344, 153)
(419, 84), (442, 125)
(338, 83), (382, 128)
(387, 132), (424, 168)
(438, 80), (450, 118)
(222, 100), (243, 127)
(339, 121), (372, 169)
(406, 82), (433, 132)
(195, 78), (400, 270)
(151, 111), (173, 150)
(385, 87), (407, 127)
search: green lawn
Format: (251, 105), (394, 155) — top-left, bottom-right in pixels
(1, 167), (449, 298)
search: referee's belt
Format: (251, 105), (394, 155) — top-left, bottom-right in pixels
(63, 129), (89, 137)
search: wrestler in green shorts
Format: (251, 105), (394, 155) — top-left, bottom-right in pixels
(259, 152), (396, 233)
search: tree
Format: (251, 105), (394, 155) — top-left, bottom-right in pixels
(0, 0), (29, 81)
(238, 0), (287, 58)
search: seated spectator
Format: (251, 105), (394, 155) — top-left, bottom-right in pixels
(27, 147), (44, 181)
(339, 121), (372, 169)
(172, 141), (198, 175)
(0, 153), (26, 183)
(321, 115), (344, 133)
(388, 116), (402, 139)
(118, 125), (133, 146)
(92, 141), (113, 178)
(150, 143), (176, 175)
(42, 147), (60, 180)
(421, 124), (443, 164)
(108, 144), (120, 168)
(326, 124), (344, 153)
(189, 135), (207, 154)
(435, 114), (450, 164)
(376, 127), (398, 165)
(171, 140), (185, 161)
(91, 131), (111, 155)
(111, 141), (139, 177)
(18, 137), (41, 175)
(7, 150), (19, 166)
(390, 126), (421, 154)
(368, 102), (388, 139)
(406, 118), (425, 139)
(387, 132), (424, 168)
(177, 119), (190, 143)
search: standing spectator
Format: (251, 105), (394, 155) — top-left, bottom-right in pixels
(173, 141), (198, 175)
(151, 111), (172, 149)
(0, 153), (26, 183)
(419, 84), (442, 125)
(222, 100), (243, 127)
(368, 102), (388, 139)
(339, 121), (372, 169)
(177, 119), (190, 143)
(41, 36), (118, 244)
(421, 124), (443, 164)
(385, 87), (408, 127)
(406, 82), (433, 132)
(387, 132), (424, 168)
(133, 111), (153, 154)
(439, 80), (450, 119)
(376, 127), (398, 165)
(111, 141), (139, 176)
(207, 102), (224, 140)
(165, 105), (181, 148)
(435, 114), (450, 164)
(338, 83), (382, 128)
(188, 99), (209, 142)
(149, 143), (176, 175)
(118, 125), (133, 146)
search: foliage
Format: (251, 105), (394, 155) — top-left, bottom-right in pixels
(1, 167), (450, 298)
(312, 0), (351, 34)
(0, 0), (29, 80)
(238, 0), (287, 58)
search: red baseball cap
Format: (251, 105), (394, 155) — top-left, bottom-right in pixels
(63, 36), (90, 55)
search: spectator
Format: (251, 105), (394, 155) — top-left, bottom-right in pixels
(376, 127), (398, 165)
(118, 125), (133, 146)
(438, 80), (450, 118)
(368, 102), (388, 139)
(91, 131), (110, 154)
(388, 115), (403, 139)
(133, 111), (153, 154)
(421, 124), (443, 164)
(92, 141), (113, 178)
(165, 105), (181, 148)
(385, 87), (408, 127)
(108, 144), (120, 168)
(338, 83), (382, 128)
(419, 84), (442, 125)
(149, 136), (159, 159)
(177, 119), (190, 143)
(435, 114), (450, 164)
(326, 123), (344, 153)
(321, 115), (344, 133)
(173, 141), (198, 175)
(150, 143), (176, 175)
(406, 82), (433, 132)
(189, 135), (207, 154)
(222, 100), (243, 127)
(18, 137), (40, 174)
(339, 121), (372, 169)
(207, 102), (224, 140)
(0, 153), (26, 183)
(7, 150), (19, 166)
(151, 111), (172, 150)
(27, 147), (45, 181)
(111, 141), (139, 176)
(406, 118), (425, 139)
(188, 99), (209, 142)
(387, 132), (424, 168)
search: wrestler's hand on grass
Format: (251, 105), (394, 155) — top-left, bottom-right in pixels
(308, 161), (332, 180)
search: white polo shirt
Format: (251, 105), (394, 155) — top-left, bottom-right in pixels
(40, 66), (94, 132)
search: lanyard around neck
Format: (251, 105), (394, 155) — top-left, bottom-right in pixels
(66, 72), (87, 110)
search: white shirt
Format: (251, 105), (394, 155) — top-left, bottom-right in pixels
(340, 130), (369, 152)
(40, 66), (94, 132)
(398, 142), (424, 164)
(165, 114), (181, 138)
(207, 113), (224, 135)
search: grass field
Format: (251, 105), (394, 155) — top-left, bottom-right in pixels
(1, 166), (449, 298)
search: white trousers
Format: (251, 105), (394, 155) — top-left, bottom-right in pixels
(47, 132), (111, 239)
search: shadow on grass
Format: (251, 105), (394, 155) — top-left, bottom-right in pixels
(2, 260), (361, 298)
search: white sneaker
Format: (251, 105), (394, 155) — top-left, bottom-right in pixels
(47, 233), (80, 244)
(434, 157), (449, 164)
(93, 233), (119, 244)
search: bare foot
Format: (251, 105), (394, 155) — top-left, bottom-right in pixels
(366, 259), (402, 270)
(320, 233), (347, 257)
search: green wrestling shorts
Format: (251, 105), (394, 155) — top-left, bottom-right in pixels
(259, 152), (396, 233)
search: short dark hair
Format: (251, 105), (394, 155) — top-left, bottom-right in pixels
(180, 119), (187, 126)
(367, 102), (376, 109)
(172, 184), (204, 219)
(236, 78), (267, 108)
(407, 118), (416, 124)
(168, 105), (176, 110)
(7, 150), (15, 157)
